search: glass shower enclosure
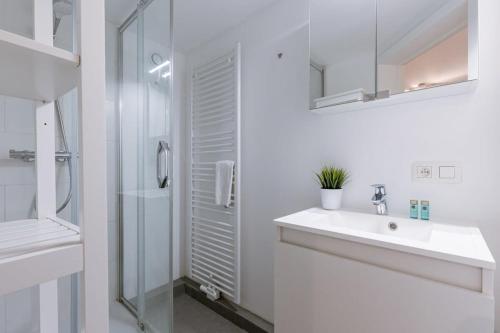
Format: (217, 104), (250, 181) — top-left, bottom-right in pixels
(118, 0), (173, 332)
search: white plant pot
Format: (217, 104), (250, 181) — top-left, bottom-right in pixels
(321, 189), (343, 210)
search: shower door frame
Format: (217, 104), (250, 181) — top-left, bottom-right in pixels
(116, 0), (174, 330)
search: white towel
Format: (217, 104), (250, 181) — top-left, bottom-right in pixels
(215, 160), (235, 208)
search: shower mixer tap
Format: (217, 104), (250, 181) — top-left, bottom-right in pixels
(9, 149), (72, 163)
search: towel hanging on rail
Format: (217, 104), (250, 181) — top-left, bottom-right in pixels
(215, 160), (235, 208)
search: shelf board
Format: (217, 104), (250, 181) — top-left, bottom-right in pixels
(0, 217), (82, 296)
(0, 29), (80, 102)
(311, 80), (477, 116)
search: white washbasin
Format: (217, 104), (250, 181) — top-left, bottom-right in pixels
(275, 208), (495, 269)
(320, 210), (433, 241)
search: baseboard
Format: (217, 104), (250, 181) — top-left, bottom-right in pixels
(176, 277), (274, 333)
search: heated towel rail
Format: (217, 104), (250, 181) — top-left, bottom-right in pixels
(189, 44), (241, 303)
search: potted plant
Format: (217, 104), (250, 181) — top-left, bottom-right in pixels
(315, 166), (350, 210)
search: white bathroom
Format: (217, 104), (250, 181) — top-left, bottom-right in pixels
(0, 0), (498, 332)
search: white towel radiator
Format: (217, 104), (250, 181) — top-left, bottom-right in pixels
(188, 44), (241, 303)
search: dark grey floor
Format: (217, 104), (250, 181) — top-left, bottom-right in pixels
(110, 293), (247, 333)
(174, 294), (246, 333)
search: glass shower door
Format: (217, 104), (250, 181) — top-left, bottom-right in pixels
(119, 0), (173, 332)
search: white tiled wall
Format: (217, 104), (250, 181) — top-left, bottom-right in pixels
(4, 289), (39, 333)
(0, 188), (4, 223)
(0, 96), (5, 131)
(4, 185), (36, 221)
(4, 97), (35, 134)
(0, 96), (36, 222)
(0, 95), (37, 332)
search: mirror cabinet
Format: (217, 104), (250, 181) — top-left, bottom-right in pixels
(309, 0), (478, 111)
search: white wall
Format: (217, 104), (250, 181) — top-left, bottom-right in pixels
(187, 0), (311, 321)
(187, 0), (500, 328)
(173, 51), (188, 279)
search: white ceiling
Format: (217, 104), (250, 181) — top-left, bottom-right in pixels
(311, 0), (468, 67)
(106, 0), (279, 52)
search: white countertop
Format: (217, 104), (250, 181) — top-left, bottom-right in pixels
(274, 208), (495, 270)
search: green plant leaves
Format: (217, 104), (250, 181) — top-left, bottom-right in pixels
(315, 166), (350, 190)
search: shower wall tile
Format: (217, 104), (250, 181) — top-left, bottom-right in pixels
(5, 287), (39, 333)
(106, 98), (117, 142)
(4, 97), (35, 134)
(0, 132), (35, 159)
(5, 185), (35, 221)
(56, 178), (72, 221)
(0, 186), (5, 222)
(108, 220), (117, 263)
(0, 162), (35, 187)
(109, 259), (118, 301)
(0, 296), (5, 333)
(55, 90), (78, 153)
(57, 276), (73, 333)
(0, 96), (5, 132)
(106, 24), (118, 102)
(107, 140), (117, 222)
(108, 216), (118, 301)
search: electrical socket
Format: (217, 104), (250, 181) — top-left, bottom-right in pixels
(412, 161), (462, 184)
(416, 166), (432, 179)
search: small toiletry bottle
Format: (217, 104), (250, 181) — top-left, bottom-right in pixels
(410, 200), (419, 219)
(420, 200), (430, 221)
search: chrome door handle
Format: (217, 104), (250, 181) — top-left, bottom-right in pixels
(157, 140), (169, 188)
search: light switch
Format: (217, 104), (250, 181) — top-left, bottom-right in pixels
(439, 166), (456, 179)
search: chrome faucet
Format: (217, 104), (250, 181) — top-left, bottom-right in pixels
(371, 184), (388, 215)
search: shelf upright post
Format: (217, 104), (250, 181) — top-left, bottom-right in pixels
(33, 0), (59, 332)
(77, 0), (110, 331)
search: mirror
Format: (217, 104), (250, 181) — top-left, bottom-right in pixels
(309, 0), (478, 110)
(377, 0), (475, 95)
(309, 0), (377, 109)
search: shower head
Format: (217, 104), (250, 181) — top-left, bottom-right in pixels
(53, 0), (72, 36)
(54, 0), (72, 19)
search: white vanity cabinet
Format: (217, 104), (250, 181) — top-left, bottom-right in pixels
(274, 209), (495, 333)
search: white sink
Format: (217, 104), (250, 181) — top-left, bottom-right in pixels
(275, 208), (495, 269)
(319, 210), (433, 242)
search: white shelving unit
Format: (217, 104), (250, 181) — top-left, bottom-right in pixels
(0, 218), (83, 296)
(0, 217), (80, 259)
(0, 28), (79, 101)
(0, 0), (108, 332)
